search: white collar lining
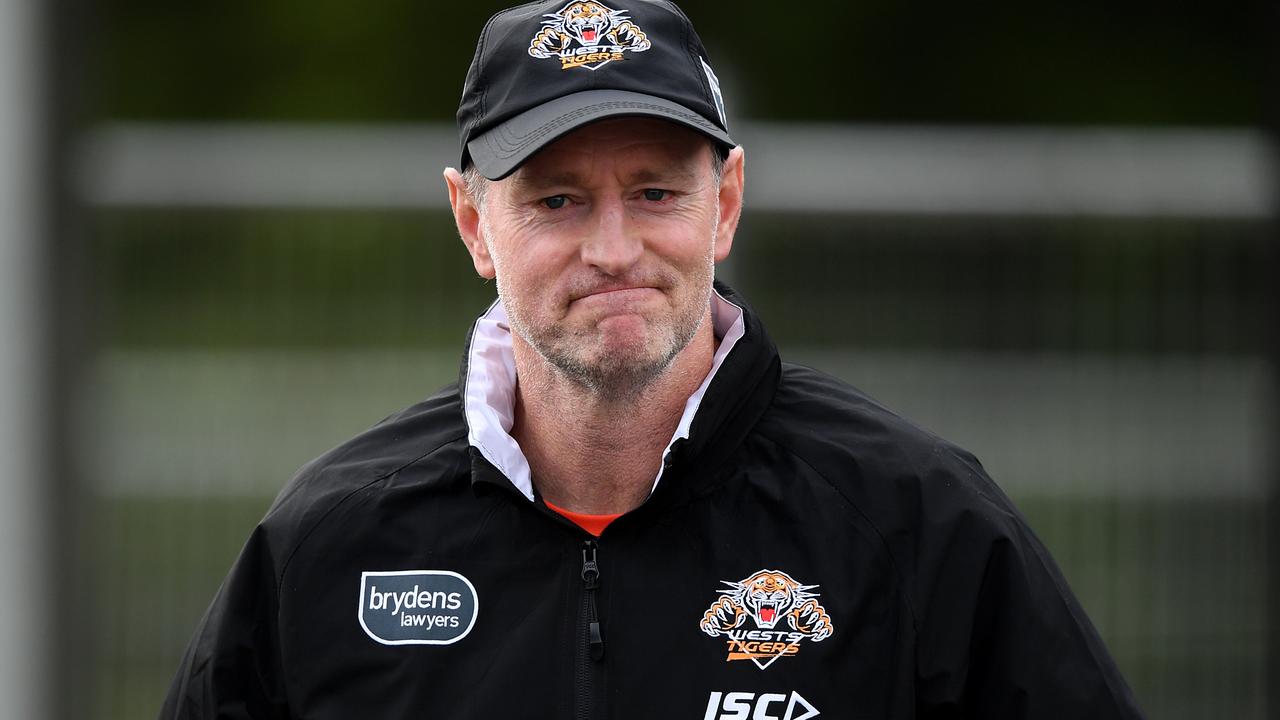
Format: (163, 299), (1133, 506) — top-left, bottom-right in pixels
(463, 290), (746, 502)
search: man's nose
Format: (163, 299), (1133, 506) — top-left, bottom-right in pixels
(579, 198), (643, 275)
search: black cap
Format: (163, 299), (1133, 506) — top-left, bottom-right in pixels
(456, 0), (734, 180)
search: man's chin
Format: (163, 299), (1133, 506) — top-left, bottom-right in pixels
(591, 311), (652, 336)
(548, 343), (679, 401)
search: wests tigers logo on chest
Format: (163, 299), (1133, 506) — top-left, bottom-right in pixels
(698, 569), (834, 670)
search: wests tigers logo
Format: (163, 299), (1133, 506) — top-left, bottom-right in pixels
(699, 569), (834, 670)
(528, 1), (651, 71)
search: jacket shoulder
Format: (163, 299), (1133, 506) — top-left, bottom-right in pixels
(759, 362), (983, 481)
(755, 362), (1021, 558)
(259, 383), (470, 559)
(757, 366), (1143, 717)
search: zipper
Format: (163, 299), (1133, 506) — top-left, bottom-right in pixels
(581, 540), (605, 661)
(574, 539), (605, 719)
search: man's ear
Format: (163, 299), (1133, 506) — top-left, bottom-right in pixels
(443, 167), (496, 279)
(713, 146), (745, 263)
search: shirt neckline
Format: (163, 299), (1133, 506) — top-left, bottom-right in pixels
(463, 289), (747, 502)
(543, 500), (623, 537)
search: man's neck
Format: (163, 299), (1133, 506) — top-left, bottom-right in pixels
(510, 312), (716, 515)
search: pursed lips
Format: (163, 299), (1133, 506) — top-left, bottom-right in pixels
(569, 286), (662, 310)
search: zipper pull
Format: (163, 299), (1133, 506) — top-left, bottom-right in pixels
(581, 541), (600, 590)
(581, 540), (605, 661)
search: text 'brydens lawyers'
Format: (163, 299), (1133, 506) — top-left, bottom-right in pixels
(368, 586), (463, 617)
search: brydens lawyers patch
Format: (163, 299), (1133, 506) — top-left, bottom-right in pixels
(699, 569), (834, 670)
(528, 1), (651, 71)
(358, 570), (478, 645)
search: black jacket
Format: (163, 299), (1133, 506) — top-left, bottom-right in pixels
(161, 283), (1143, 719)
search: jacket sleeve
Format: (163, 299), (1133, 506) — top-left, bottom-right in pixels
(160, 524), (291, 720)
(912, 452), (1145, 719)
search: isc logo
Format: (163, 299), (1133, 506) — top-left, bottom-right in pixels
(702, 691), (820, 720)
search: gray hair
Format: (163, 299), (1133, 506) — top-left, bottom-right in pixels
(461, 163), (491, 211)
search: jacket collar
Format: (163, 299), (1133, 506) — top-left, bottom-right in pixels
(459, 281), (780, 503)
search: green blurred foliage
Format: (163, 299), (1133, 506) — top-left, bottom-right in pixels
(95, 0), (493, 121)
(92, 209), (1272, 355)
(738, 215), (1273, 354)
(92, 209), (494, 348)
(95, 0), (1266, 124)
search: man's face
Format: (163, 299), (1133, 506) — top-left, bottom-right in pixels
(450, 118), (743, 397)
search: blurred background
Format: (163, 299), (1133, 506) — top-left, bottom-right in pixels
(1, 0), (1276, 718)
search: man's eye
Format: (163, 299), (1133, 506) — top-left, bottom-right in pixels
(642, 189), (667, 201)
(542, 196), (567, 209)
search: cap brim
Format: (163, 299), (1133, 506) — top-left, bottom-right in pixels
(466, 89), (735, 180)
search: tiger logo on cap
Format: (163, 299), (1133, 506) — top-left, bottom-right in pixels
(528, 1), (651, 71)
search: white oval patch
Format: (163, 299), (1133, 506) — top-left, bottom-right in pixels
(358, 570), (478, 645)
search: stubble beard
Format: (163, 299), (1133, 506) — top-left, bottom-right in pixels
(486, 218), (716, 403)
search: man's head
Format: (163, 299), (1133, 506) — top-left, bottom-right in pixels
(445, 1), (743, 399)
(454, 0), (733, 181)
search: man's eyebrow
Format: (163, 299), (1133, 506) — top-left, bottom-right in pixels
(512, 171), (583, 191)
(628, 166), (699, 185)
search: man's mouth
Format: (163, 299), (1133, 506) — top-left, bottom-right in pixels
(573, 284), (657, 302)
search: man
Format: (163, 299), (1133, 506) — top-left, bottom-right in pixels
(162, 1), (1145, 718)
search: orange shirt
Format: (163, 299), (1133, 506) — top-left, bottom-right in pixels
(544, 500), (622, 537)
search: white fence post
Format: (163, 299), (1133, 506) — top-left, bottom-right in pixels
(0, 0), (52, 719)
